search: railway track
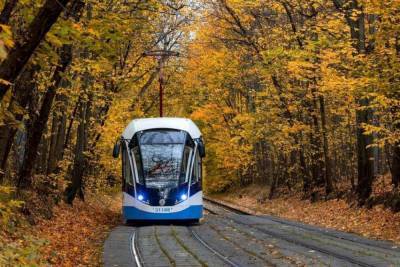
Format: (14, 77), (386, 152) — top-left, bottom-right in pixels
(104, 200), (400, 267)
(203, 197), (251, 215)
(204, 196), (400, 253)
(130, 230), (144, 267)
(125, 198), (251, 267)
(130, 226), (239, 267)
(189, 227), (241, 267)
(203, 197), (400, 267)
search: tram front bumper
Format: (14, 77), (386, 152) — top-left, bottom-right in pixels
(122, 205), (203, 220)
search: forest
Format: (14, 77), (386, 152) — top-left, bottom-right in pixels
(0, 0), (400, 265)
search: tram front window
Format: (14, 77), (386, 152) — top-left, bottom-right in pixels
(138, 130), (191, 189)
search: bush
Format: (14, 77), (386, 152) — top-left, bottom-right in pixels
(0, 186), (47, 266)
(0, 186), (23, 229)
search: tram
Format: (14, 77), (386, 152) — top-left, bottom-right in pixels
(113, 118), (205, 222)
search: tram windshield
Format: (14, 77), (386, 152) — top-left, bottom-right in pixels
(136, 130), (191, 189)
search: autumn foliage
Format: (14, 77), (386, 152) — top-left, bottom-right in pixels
(215, 176), (400, 244)
(172, 0), (400, 208)
(0, 0), (400, 265)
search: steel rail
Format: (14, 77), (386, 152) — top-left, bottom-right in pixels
(204, 197), (400, 253)
(203, 197), (251, 215)
(130, 229), (144, 267)
(189, 227), (242, 267)
(203, 198), (378, 267)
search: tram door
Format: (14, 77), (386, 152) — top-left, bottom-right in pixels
(121, 141), (134, 193)
(189, 146), (202, 196)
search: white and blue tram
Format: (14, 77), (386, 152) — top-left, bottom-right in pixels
(113, 118), (205, 222)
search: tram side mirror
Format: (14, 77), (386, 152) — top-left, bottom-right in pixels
(112, 141), (120, 159)
(197, 139), (206, 158)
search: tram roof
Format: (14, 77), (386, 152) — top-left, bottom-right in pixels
(122, 118), (202, 139)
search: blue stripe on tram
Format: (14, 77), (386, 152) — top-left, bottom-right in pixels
(123, 205), (203, 220)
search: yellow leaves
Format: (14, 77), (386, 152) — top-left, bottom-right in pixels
(287, 60), (316, 79)
(0, 186), (23, 229)
(46, 32), (63, 48)
(362, 123), (388, 137)
(0, 24), (14, 60)
(282, 122), (307, 136)
(319, 49), (341, 65)
(369, 93), (392, 109)
(0, 25), (14, 48)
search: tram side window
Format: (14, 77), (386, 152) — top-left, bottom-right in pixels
(122, 146), (134, 185)
(191, 150), (201, 184)
(180, 146), (193, 183)
(132, 147), (145, 184)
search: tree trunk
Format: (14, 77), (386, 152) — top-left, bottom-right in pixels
(55, 96), (68, 162)
(47, 111), (60, 174)
(65, 50), (93, 203)
(65, 92), (92, 203)
(307, 86), (325, 188)
(0, 0), (71, 101)
(269, 172), (278, 200)
(392, 143), (400, 188)
(65, 101), (86, 204)
(17, 45), (72, 190)
(353, 11), (374, 205)
(64, 96), (80, 151)
(333, 0), (374, 204)
(38, 127), (49, 174)
(391, 38), (400, 188)
(271, 75), (311, 195)
(46, 87), (69, 174)
(89, 102), (110, 151)
(319, 95), (334, 196)
(355, 99), (374, 204)
(391, 100), (400, 187)
(0, 65), (38, 183)
(280, 4), (326, 194)
(0, 0), (19, 24)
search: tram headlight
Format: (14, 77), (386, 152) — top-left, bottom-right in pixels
(180, 194), (187, 201)
(137, 194), (144, 201)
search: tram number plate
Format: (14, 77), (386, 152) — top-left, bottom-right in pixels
(153, 207), (173, 213)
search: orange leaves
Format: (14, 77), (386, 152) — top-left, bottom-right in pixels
(34, 194), (121, 266)
(217, 183), (400, 244)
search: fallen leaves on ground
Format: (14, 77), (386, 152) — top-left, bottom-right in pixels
(214, 183), (400, 244)
(34, 193), (121, 266)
